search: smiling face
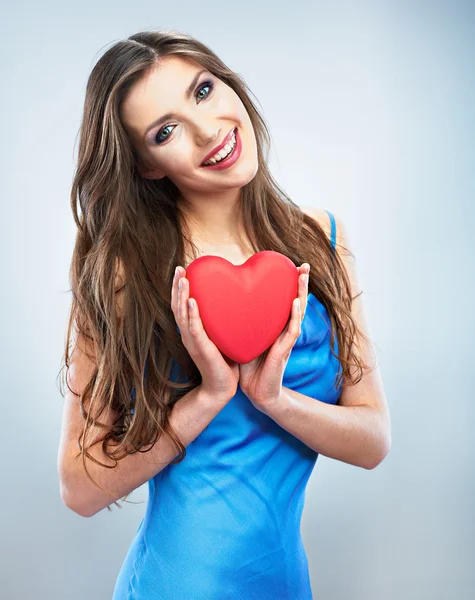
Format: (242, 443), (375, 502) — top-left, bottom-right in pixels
(120, 55), (258, 196)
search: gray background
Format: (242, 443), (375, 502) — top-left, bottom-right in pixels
(1, 1), (473, 598)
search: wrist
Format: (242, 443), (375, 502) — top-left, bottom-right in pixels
(257, 387), (289, 418)
(199, 384), (235, 407)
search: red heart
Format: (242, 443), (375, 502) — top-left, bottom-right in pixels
(185, 250), (299, 364)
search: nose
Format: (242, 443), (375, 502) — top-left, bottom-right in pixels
(195, 126), (220, 146)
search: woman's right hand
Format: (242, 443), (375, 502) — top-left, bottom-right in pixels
(171, 266), (240, 402)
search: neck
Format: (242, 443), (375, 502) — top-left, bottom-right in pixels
(177, 189), (247, 246)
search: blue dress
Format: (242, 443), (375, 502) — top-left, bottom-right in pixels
(113, 210), (342, 599)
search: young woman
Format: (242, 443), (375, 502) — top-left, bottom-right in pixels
(57, 29), (391, 600)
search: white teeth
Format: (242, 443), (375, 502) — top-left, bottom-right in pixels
(203, 131), (236, 165)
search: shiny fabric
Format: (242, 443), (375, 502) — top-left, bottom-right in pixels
(113, 210), (342, 599)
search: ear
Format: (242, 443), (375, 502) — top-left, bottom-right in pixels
(138, 165), (167, 180)
(136, 157), (166, 179)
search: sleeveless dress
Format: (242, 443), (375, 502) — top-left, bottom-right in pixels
(113, 210), (342, 599)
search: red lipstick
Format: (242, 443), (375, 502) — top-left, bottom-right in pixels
(200, 128), (241, 170)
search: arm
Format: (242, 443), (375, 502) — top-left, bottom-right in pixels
(259, 207), (390, 468)
(59, 383), (230, 518)
(261, 389), (389, 469)
(58, 262), (232, 518)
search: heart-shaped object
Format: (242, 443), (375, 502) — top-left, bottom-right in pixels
(185, 250), (299, 364)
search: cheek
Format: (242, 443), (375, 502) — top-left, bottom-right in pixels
(160, 147), (193, 174)
(232, 99), (255, 141)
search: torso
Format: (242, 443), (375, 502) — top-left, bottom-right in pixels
(182, 239), (256, 270)
(180, 206), (330, 271)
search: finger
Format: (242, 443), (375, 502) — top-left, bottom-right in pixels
(187, 296), (204, 336)
(290, 297), (302, 338)
(171, 266), (182, 315)
(281, 297), (301, 347)
(298, 264), (310, 318)
(299, 271), (309, 321)
(177, 276), (190, 328)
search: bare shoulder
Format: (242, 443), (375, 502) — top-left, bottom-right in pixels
(114, 257), (126, 292)
(300, 205), (329, 222)
(301, 205), (355, 259)
(302, 205), (391, 455)
(300, 206), (338, 246)
(301, 205), (361, 296)
(114, 257), (126, 319)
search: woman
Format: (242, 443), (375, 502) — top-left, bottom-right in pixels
(57, 29), (391, 599)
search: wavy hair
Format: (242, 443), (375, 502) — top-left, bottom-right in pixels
(58, 28), (373, 511)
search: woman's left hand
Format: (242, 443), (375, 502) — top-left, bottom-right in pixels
(238, 263), (311, 413)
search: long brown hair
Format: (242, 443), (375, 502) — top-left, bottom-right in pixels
(58, 28), (372, 511)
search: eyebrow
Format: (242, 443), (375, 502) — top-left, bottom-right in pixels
(143, 69), (209, 140)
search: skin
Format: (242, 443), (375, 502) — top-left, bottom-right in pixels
(120, 54), (259, 262)
(117, 58), (391, 467)
(120, 54), (311, 389)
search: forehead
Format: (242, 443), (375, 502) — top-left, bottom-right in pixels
(120, 55), (205, 142)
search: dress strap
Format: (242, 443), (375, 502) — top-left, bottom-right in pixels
(325, 209), (337, 253)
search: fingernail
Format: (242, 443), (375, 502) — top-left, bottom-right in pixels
(179, 278), (183, 291)
(174, 266), (180, 279)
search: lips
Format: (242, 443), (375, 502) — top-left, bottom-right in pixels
(200, 127), (237, 166)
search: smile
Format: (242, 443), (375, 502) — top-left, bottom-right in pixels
(200, 128), (242, 170)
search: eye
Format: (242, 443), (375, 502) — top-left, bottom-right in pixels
(153, 80), (215, 145)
